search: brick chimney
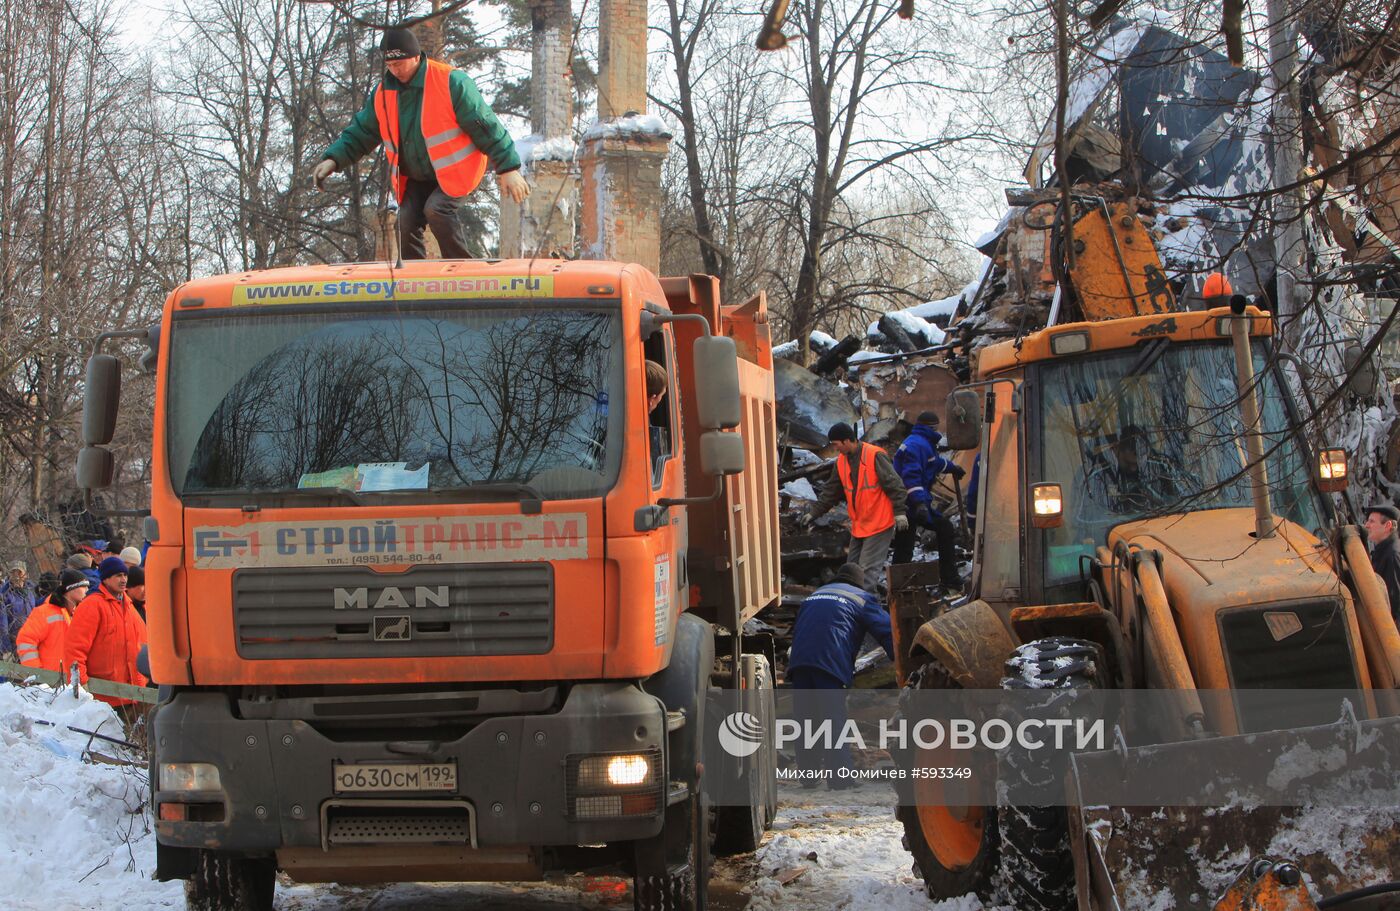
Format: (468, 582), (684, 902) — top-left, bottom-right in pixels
(579, 0), (670, 270)
(501, 0), (578, 259)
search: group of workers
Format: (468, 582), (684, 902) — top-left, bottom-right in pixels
(3, 547), (150, 721)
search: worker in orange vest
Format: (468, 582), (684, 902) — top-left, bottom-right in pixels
(798, 423), (908, 589)
(14, 569), (88, 672)
(62, 557), (148, 710)
(312, 27), (529, 259)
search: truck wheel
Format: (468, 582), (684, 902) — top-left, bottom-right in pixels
(893, 662), (998, 902)
(998, 637), (1104, 911)
(713, 655), (776, 855)
(633, 792), (710, 911)
(184, 852), (275, 911)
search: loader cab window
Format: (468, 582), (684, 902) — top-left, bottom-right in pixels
(1034, 340), (1326, 593)
(643, 331), (675, 488)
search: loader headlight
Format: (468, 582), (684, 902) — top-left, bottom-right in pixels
(1317, 448), (1347, 492)
(159, 762), (222, 792)
(1031, 483), (1063, 528)
(605, 754), (651, 786)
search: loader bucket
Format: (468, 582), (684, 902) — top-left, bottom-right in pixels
(1065, 710), (1400, 910)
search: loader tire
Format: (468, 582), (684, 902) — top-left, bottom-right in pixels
(998, 637), (1105, 911)
(892, 662), (998, 902)
(184, 852), (275, 911)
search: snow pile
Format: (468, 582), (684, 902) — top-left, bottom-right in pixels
(0, 682), (182, 910)
(582, 113), (673, 141)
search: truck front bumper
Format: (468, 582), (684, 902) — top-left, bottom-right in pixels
(151, 682), (668, 853)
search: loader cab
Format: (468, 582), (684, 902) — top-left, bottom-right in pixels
(971, 312), (1333, 607)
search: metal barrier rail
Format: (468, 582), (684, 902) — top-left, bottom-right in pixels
(0, 658), (160, 704)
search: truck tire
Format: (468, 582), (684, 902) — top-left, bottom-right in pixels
(634, 792), (710, 911)
(998, 637), (1104, 911)
(184, 852), (275, 911)
(892, 662), (998, 902)
(713, 654), (776, 855)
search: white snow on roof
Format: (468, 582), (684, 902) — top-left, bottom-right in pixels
(907, 293), (961, 321)
(866, 309), (946, 348)
(582, 113), (673, 141)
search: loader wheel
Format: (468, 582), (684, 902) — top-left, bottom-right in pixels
(998, 637), (1105, 911)
(633, 792), (710, 911)
(184, 852), (275, 911)
(893, 662), (998, 902)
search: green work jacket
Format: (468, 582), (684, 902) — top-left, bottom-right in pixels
(323, 54), (521, 183)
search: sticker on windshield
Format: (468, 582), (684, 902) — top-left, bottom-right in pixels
(192, 514), (588, 569)
(232, 276), (554, 306)
(298, 463), (429, 493)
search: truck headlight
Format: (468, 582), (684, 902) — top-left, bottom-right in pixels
(568, 750), (663, 820)
(606, 754), (651, 786)
(159, 762), (222, 792)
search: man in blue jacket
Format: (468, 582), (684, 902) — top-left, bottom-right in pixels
(892, 411), (965, 590)
(0, 561), (37, 656)
(787, 563), (896, 785)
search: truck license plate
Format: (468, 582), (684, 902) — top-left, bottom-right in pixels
(333, 762), (457, 793)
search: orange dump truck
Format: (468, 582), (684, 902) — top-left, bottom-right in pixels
(77, 260), (781, 911)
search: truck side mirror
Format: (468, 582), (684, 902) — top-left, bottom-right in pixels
(83, 354), (121, 445)
(944, 388), (982, 450)
(76, 445), (115, 490)
(693, 336), (741, 430)
(139, 323), (161, 375)
(700, 430), (746, 476)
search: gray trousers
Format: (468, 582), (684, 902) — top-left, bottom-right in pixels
(846, 525), (895, 590)
(399, 179), (471, 259)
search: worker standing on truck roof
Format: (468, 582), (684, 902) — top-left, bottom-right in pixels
(311, 27), (529, 259)
(797, 423), (908, 590)
(1364, 504), (1400, 622)
(63, 557), (148, 713)
(787, 563), (896, 787)
(15, 569), (87, 672)
(891, 411), (964, 592)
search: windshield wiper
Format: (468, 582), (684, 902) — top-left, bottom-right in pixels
(461, 481), (546, 513)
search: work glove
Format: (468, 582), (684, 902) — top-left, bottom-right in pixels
(948, 464), (967, 481)
(499, 169), (531, 203)
(311, 158), (336, 188)
(795, 511), (815, 530)
(894, 515), (910, 533)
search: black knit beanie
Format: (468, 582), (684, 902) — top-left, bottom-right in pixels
(381, 28), (421, 61)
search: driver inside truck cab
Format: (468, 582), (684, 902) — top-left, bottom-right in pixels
(645, 360), (670, 484)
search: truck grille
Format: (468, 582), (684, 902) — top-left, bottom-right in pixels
(1219, 600), (1359, 732)
(233, 564), (553, 659)
(324, 801), (474, 847)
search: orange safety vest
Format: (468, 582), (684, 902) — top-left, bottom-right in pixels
(15, 600), (73, 672)
(375, 57), (489, 203)
(836, 443), (895, 538)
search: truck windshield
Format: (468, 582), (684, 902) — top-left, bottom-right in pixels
(167, 305), (623, 502)
(1037, 340), (1326, 587)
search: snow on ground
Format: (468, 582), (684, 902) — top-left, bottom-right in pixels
(0, 681), (183, 911)
(744, 799), (996, 911)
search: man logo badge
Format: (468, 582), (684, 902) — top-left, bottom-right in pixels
(374, 615), (412, 642)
